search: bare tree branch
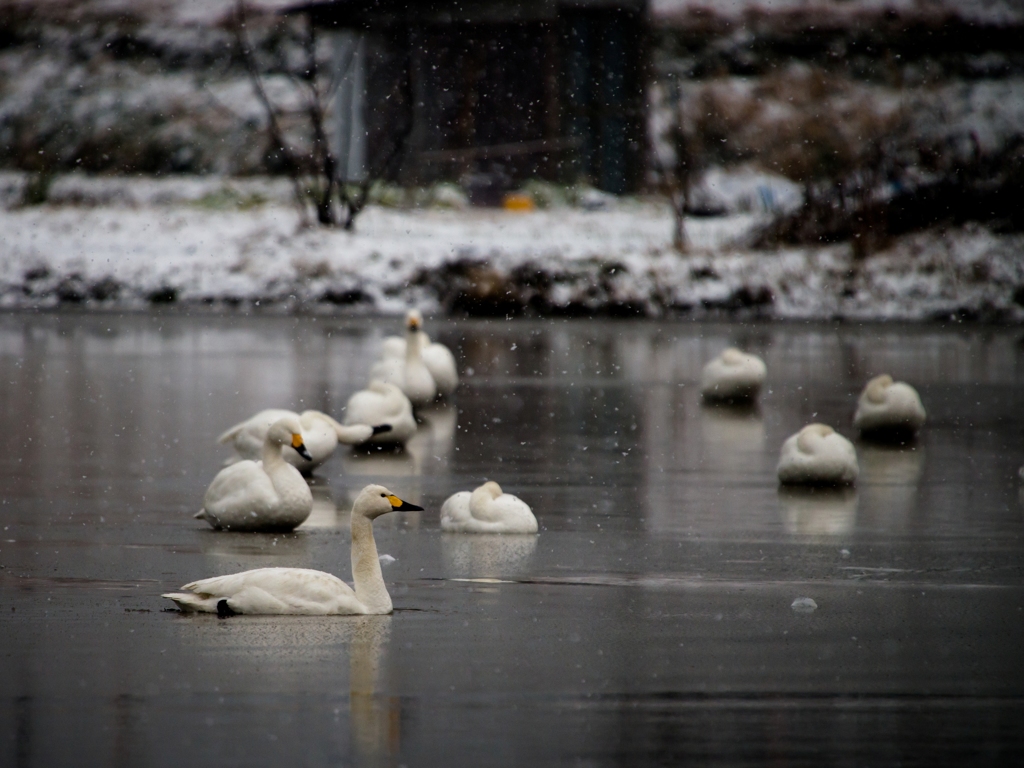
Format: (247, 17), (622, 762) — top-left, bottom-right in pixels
(232, 0), (310, 227)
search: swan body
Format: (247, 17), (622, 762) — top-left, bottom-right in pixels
(777, 423), (859, 486)
(344, 381), (417, 445)
(701, 348), (767, 402)
(197, 415), (315, 531)
(853, 374), (926, 436)
(370, 311), (459, 400)
(440, 481), (538, 534)
(165, 484), (423, 615)
(218, 409), (387, 472)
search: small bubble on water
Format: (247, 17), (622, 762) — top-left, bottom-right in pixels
(791, 597), (818, 613)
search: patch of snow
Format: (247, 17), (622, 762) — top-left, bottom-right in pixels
(691, 166), (803, 216)
(1, 182), (1021, 322)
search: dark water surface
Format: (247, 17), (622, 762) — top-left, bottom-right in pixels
(1, 313), (1023, 767)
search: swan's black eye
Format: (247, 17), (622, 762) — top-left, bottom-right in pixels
(380, 493), (386, 497)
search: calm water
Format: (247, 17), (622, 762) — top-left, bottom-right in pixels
(1, 312), (1023, 767)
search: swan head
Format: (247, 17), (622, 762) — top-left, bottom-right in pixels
(353, 483), (424, 520)
(405, 309), (423, 331)
(863, 374), (894, 404)
(720, 347), (746, 366)
(473, 481), (504, 501)
(267, 416), (313, 461)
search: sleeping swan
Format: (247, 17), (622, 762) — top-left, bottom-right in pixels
(777, 423), (859, 486)
(218, 409), (391, 473)
(344, 381), (417, 445)
(166, 485), (423, 615)
(196, 415), (315, 531)
(853, 374), (926, 437)
(441, 481), (538, 534)
(701, 348), (767, 402)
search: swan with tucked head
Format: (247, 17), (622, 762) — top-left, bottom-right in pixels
(853, 374), (926, 437)
(196, 415), (315, 531)
(218, 409), (391, 473)
(371, 310), (459, 399)
(441, 481), (538, 534)
(777, 423), (859, 486)
(166, 484), (423, 615)
(344, 381), (417, 445)
(701, 348), (767, 402)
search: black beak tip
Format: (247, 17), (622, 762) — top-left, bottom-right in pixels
(372, 424), (393, 435)
(296, 445), (313, 461)
(396, 501), (424, 512)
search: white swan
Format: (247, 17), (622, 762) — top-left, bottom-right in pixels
(853, 374), (926, 436)
(196, 415), (315, 531)
(369, 311), (436, 406)
(218, 409), (390, 473)
(344, 381), (417, 445)
(777, 423), (859, 486)
(165, 484), (423, 615)
(701, 347), (767, 402)
(371, 310), (459, 399)
(440, 481), (538, 534)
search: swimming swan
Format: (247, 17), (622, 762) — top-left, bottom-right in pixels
(853, 374), (926, 436)
(218, 409), (391, 473)
(777, 423), (859, 486)
(440, 481), (538, 534)
(371, 311), (459, 399)
(165, 484), (423, 615)
(344, 381), (417, 445)
(196, 415), (315, 531)
(701, 348), (767, 402)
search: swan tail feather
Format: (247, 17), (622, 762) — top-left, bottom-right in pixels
(216, 421), (247, 444)
(162, 592), (220, 613)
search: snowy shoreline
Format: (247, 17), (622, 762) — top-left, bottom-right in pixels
(2, 193), (1022, 323)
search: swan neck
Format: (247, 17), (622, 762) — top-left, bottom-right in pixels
(350, 513), (392, 614)
(406, 327), (425, 361)
(261, 441), (288, 474)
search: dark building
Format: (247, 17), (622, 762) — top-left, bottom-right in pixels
(287, 0), (650, 197)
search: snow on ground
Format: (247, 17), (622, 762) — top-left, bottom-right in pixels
(1, 185), (1022, 321)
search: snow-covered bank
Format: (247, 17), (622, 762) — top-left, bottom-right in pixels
(1, 199), (1022, 322)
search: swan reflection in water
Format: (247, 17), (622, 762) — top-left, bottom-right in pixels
(171, 615), (399, 765)
(340, 401), (457, 528)
(197, 527), (312, 565)
(778, 486), (859, 536)
(296, 477), (343, 529)
(857, 443), (925, 530)
(699, 401), (766, 473)
(442, 534), (538, 579)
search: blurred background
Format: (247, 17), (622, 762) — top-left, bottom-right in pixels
(0, 0), (1022, 319)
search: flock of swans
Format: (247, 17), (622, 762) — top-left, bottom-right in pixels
(164, 310), (536, 616)
(164, 325), (927, 617)
(701, 347), (926, 486)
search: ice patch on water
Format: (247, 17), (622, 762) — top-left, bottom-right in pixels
(378, 554), (396, 566)
(791, 597), (818, 613)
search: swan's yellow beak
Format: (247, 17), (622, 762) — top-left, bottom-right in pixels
(407, 317), (421, 330)
(387, 494), (423, 512)
(291, 433), (313, 461)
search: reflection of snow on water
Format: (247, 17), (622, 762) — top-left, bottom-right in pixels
(441, 534), (538, 579)
(778, 486), (858, 536)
